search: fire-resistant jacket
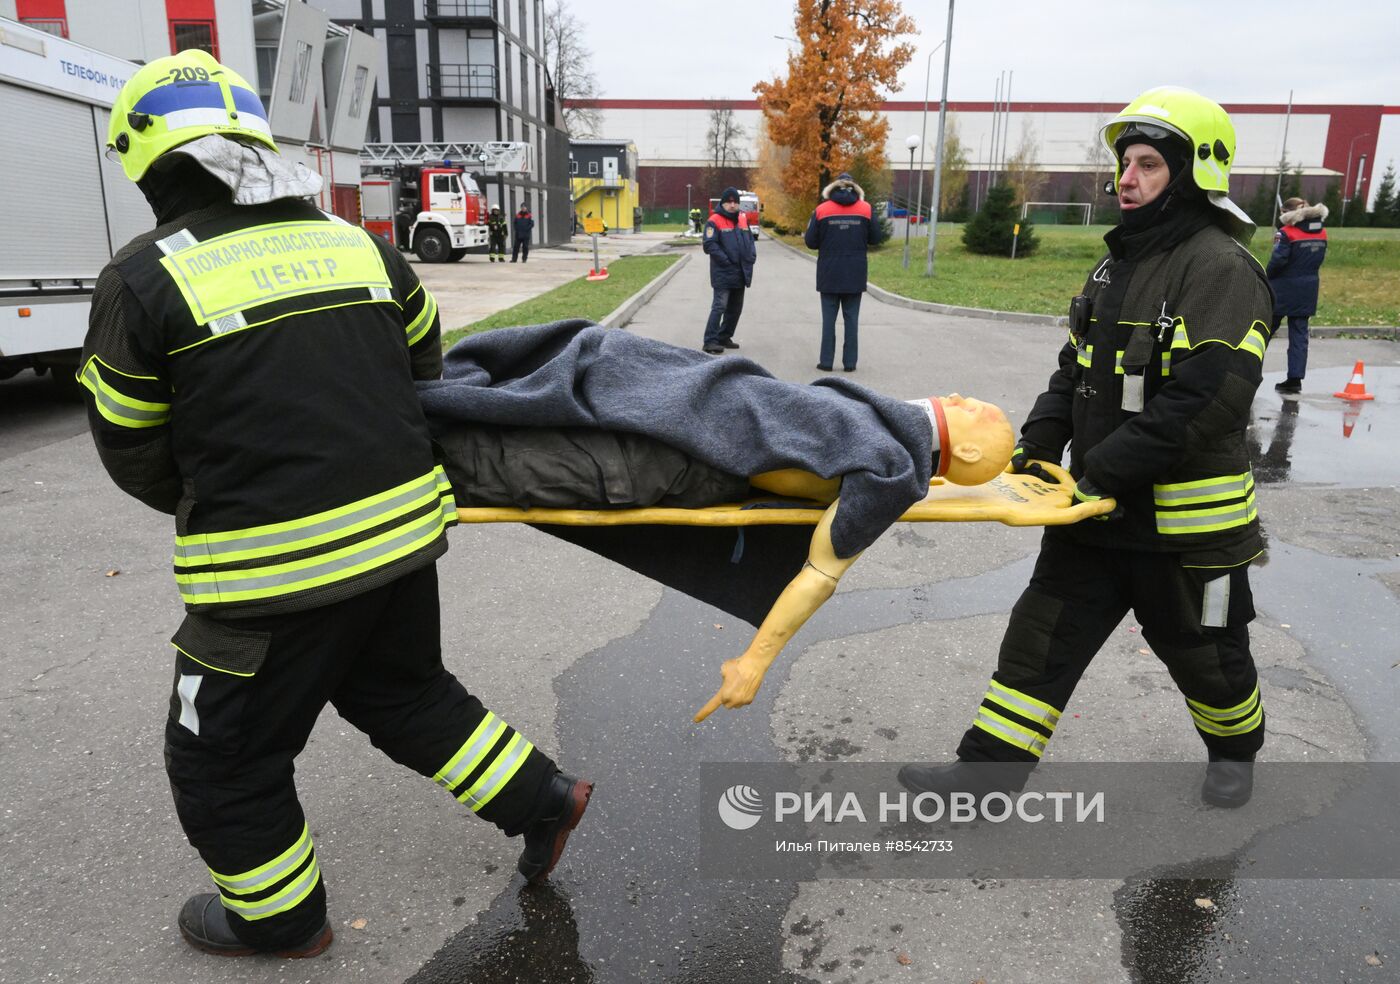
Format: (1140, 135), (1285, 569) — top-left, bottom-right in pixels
(703, 209), (755, 289)
(1267, 203), (1328, 317)
(80, 197), (455, 617)
(803, 176), (883, 294)
(1020, 208), (1272, 567)
(488, 211), (509, 244)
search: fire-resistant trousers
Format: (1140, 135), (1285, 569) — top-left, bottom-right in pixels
(956, 531), (1265, 764)
(163, 562), (556, 949)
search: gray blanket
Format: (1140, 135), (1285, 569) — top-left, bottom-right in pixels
(416, 321), (934, 557)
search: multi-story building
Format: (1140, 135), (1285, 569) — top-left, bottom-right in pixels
(569, 138), (639, 234)
(3, 0), (380, 222)
(319, 0), (571, 245)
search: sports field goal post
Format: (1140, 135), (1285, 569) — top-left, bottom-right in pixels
(1020, 201), (1093, 226)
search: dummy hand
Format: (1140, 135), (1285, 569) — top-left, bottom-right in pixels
(694, 656), (767, 723)
(1009, 445), (1059, 483)
(1073, 478), (1124, 521)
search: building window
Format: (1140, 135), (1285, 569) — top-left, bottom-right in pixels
(20, 18), (68, 37)
(588, 161), (598, 175)
(170, 19), (219, 59)
(255, 44), (278, 103)
(287, 40), (313, 104)
(569, 160), (578, 175)
(348, 65), (370, 118)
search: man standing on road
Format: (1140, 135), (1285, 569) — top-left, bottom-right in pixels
(1267, 196), (1329, 394)
(488, 204), (509, 262)
(81, 51), (591, 960)
(803, 172), (884, 372)
(701, 187), (756, 355)
(899, 87), (1273, 808)
(512, 203), (534, 262)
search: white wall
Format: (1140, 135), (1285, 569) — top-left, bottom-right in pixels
(595, 105), (1343, 174)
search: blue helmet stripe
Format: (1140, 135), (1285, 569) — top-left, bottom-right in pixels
(230, 86), (269, 121)
(133, 81), (226, 116)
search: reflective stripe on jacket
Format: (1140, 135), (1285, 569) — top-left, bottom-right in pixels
(1020, 217), (1272, 566)
(82, 198), (453, 616)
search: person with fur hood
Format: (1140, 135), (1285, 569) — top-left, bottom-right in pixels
(803, 172), (885, 372)
(1267, 197), (1329, 393)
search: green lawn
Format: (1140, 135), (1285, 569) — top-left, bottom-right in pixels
(441, 254), (681, 349)
(783, 224), (1399, 326)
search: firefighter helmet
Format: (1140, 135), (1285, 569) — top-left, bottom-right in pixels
(1100, 87), (1255, 241)
(1100, 87), (1235, 195)
(106, 49), (277, 181)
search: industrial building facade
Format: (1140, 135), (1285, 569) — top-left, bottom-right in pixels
(581, 97), (1398, 218)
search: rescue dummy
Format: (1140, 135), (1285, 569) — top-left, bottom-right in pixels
(693, 394), (1015, 721)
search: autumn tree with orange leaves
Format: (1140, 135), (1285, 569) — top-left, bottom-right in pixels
(755, 0), (915, 228)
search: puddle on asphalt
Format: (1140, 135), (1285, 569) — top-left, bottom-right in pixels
(1250, 365), (1397, 486)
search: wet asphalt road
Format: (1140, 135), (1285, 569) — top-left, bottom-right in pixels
(407, 246), (1400, 984)
(2, 239), (1397, 984)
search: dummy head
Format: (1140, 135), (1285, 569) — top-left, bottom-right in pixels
(929, 394), (1015, 487)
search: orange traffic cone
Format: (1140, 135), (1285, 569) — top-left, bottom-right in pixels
(1333, 360), (1375, 401)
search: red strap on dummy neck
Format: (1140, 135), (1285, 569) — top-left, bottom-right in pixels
(929, 397), (951, 478)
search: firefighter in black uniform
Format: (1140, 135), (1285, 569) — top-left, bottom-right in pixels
(899, 87), (1273, 808)
(488, 204), (509, 262)
(85, 51), (592, 959)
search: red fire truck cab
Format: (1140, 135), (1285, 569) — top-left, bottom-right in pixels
(362, 164), (490, 263)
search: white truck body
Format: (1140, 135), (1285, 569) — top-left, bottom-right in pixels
(0, 19), (148, 383)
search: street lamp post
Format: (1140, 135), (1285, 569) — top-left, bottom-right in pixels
(1341, 133), (1371, 226)
(924, 0), (955, 277)
(902, 135), (919, 268)
(913, 39), (948, 232)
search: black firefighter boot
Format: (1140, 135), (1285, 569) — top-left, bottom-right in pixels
(1201, 752), (1255, 808)
(897, 760), (1036, 800)
(177, 893), (333, 958)
(518, 772), (594, 884)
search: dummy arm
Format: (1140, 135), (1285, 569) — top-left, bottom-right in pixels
(694, 499), (859, 722)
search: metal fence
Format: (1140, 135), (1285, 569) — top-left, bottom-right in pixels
(426, 63), (498, 100)
(424, 0), (495, 18)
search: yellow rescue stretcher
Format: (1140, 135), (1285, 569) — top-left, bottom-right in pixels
(453, 462), (1112, 528)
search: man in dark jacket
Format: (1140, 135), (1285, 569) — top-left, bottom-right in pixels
(1267, 197), (1328, 393)
(899, 87), (1273, 810)
(512, 204), (534, 262)
(86, 52), (591, 959)
(487, 205), (509, 262)
(804, 172), (884, 371)
(701, 187), (756, 354)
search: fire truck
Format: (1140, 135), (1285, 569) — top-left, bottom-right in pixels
(360, 142), (533, 263)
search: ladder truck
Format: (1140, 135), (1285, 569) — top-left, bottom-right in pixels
(359, 141), (532, 263)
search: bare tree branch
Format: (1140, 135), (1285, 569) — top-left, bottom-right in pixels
(543, 0), (603, 137)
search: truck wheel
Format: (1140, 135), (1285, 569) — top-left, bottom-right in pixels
(416, 228), (451, 263)
(447, 248), (468, 262)
(44, 361), (83, 402)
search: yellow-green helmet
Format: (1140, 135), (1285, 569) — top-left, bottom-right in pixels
(106, 49), (277, 182)
(1099, 87), (1236, 195)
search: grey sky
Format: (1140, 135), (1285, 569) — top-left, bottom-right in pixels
(564, 0), (1399, 106)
